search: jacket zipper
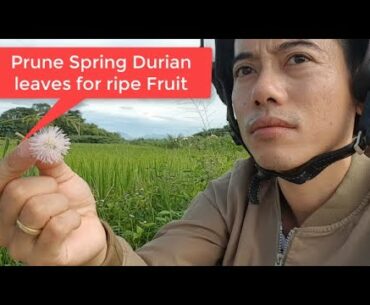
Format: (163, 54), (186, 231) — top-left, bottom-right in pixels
(274, 188), (296, 266)
(275, 225), (296, 266)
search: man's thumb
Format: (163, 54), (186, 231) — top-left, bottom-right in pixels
(36, 158), (76, 184)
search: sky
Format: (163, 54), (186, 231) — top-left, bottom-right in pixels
(0, 39), (227, 139)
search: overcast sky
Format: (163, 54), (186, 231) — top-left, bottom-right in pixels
(0, 39), (226, 139)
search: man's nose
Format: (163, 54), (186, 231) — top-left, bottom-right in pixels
(250, 69), (287, 107)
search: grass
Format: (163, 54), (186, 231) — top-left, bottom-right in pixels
(0, 135), (247, 265)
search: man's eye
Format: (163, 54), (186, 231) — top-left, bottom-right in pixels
(287, 54), (310, 65)
(234, 66), (254, 78)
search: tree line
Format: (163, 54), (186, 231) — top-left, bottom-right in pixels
(0, 103), (124, 143)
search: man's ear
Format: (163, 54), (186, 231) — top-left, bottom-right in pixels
(356, 102), (364, 115)
(231, 101), (238, 121)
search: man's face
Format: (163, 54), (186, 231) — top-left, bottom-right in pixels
(232, 39), (358, 171)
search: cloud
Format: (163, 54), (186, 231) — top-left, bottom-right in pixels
(150, 114), (176, 121)
(0, 99), (55, 112)
(90, 114), (206, 139)
(120, 106), (133, 110)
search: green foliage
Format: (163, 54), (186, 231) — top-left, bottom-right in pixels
(69, 135), (124, 144)
(0, 107), (39, 137)
(31, 103), (51, 114)
(1, 137), (10, 159)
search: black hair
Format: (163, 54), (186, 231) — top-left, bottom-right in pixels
(338, 39), (368, 78)
(337, 39), (369, 134)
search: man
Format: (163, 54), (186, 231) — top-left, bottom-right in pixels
(1, 39), (370, 265)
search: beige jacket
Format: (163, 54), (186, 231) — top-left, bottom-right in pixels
(101, 153), (370, 266)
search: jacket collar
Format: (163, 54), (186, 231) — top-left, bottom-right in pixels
(272, 153), (370, 227)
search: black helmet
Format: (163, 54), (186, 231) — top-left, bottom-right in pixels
(209, 39), (370, 204)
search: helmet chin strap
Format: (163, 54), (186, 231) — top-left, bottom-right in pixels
(248, 92), (370, 205)
(249, 136), (361, 205)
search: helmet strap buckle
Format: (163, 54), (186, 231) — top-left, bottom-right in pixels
(354, 130), (366, 154)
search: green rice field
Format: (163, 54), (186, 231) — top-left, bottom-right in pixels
(0, 136), (247, 265)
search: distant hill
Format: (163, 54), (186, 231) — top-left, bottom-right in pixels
(120, 132), (134, 140)
(192, 125), (231, 137)
(142, 133), (168, 139)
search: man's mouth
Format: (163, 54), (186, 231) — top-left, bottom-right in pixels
(249, 116), (297, 135)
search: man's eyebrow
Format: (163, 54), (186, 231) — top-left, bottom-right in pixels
(232, 40), (323, 67)
(232, 52), (254, 67)
(275, 39), (323, 53)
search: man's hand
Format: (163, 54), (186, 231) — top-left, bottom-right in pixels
(0, 140), (107, 265)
